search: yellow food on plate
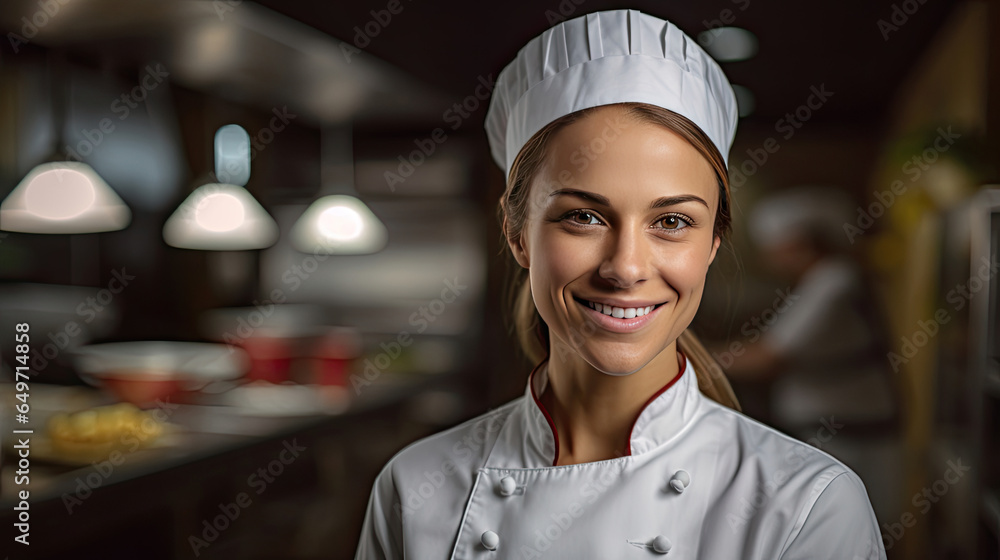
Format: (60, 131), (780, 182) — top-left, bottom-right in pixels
(47, 402), (165, 459)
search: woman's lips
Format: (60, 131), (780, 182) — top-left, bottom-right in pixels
(573, 296), (666, 333)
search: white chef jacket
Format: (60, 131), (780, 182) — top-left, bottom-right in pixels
(355, 352), (887, 559)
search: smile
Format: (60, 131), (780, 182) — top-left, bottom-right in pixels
(572, 296), (667, 333)
(576, 298), (661, 318)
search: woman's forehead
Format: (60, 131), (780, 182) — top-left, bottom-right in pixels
(535, 109), (720, 208)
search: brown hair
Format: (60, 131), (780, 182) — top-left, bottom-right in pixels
(498, 102), (742, 412)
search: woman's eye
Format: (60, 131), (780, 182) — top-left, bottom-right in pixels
(568, 211), (601, 225)
(657, 215), (691, 230)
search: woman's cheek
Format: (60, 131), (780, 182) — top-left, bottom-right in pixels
(657, 243), (711, 294)
(542, 232), (593, 277)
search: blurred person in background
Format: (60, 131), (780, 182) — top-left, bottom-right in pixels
(722, 185), (903, 522)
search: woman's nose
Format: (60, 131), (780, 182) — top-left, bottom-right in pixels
(597, 226), (650, 289)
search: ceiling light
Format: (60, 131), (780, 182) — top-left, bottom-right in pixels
(697, 27), (758, 62)
(290, 194), (387, 254)
(1, 161), (131, 233)
(163, 183), (278, 250)
(162, 124), (277, 250)
(291, 123), (387, 255)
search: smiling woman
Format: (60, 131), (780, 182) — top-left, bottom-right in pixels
(356, 9), (887, 560)
(503, 102), (740, 410)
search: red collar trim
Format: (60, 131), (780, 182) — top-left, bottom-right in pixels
(528, 351), (688, 466)
(625, 351), (687, 456)
(527, 356), (560, 467)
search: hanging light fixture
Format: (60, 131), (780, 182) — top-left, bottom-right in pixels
(1, 54), (130, 234)
(1, 161), (131, 233)
(696, 26), (759, 63)
(290, 122), (387, 255)
(163, 124), (278, 250)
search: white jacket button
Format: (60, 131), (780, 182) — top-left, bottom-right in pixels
(652, 535), (672, 554)
(481, 530), (499, 550)
(499, 476), (516, 496)
(669, 469), (691, 493)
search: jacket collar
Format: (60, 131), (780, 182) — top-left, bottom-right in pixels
(522, 351), (701, 466)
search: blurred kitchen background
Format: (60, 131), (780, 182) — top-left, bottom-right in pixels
(0, 0), (998, 558)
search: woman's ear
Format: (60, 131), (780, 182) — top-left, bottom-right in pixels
(708, 234), (721, 266)
(508, 233), (530, 269)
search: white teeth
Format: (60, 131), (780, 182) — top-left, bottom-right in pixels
(585, 300), (656, 318)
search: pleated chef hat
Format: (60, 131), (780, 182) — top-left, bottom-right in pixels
(484, 9), (740, 179)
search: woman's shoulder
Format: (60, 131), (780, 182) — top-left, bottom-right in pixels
(703, 399), (885, 560)
(699, 394), (854, 474)
(694, 396), (873, 506)
(696, 397), (883, 556)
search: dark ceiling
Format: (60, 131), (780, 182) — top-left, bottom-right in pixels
(254, 0), (961, 126)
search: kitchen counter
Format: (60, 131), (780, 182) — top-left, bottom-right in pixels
(0, 371), (456, 559)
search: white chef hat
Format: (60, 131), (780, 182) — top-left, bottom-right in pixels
(484, 9), (739, 180)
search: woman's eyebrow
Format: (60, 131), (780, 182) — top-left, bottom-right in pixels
(548, 188), (709, 210)
(649, 194), (710, 210)
(548, 188), (611, 206)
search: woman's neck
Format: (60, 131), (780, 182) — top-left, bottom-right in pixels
(539, 342), (681, 465)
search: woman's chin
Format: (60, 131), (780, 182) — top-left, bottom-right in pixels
(578, 351), (652, 377)
(551, 335), (672, 376)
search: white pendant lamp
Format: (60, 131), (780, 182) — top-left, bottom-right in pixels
(290, 194), (387, 254)
(163, 124), (278, 250)
(1, 54), (130, 234)
(696, 27), (759, 63)
(290, 123), (387, 255)
(1, 161), (131, 233)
